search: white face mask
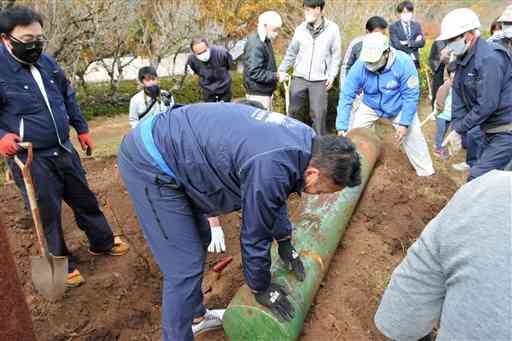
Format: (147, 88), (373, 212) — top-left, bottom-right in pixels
(196, 49), (211, 62)
(401, 12), (413, 22)
(503, 24), (512, 38)
(447, 36), (469, 56)
(305, 13), (317, 24)
(365, 53), (388, 72)
(267, 31), (278, 41)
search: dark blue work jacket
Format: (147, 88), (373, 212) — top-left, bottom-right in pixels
(0, 44), (88, 154)
(452, 37), (512, 134)
(136, 103), (314, 291)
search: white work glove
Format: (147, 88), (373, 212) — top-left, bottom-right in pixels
(278, 72), (290, 83)
(442, 130), (463, 157)
(208, 226), (226, 253)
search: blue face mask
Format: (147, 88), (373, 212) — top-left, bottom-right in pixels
(447, 36), (469, 56)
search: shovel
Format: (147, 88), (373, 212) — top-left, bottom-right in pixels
(14, 142), (68, 301)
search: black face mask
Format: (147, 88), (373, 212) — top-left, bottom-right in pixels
(144, 85), (161, 99)
(9, 35), (44, 64)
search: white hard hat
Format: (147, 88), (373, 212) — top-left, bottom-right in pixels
(258, 11), (283, 28)
(436, 8), (480, 41)
(498, 5), (512, 23)
(360, 32), (390, 63)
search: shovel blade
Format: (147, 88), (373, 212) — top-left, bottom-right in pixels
(30, 255), (68, 301)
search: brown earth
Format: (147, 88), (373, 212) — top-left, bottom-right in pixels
(0, 126), (457, 341)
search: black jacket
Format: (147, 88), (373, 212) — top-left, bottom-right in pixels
(428, 40), (447, 73)
(242, 32), (278, 96)
(389, 20), (425, 68)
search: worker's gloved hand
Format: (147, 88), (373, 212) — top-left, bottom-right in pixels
(278, 239), (305, 281)
(278, 72), (290, 83)
(442, 130), (462, 157)
(0, 133), (21, 157)
(78, 132), (94, 155)
(208, 226), (226, 253)
(254, 283), (295, 321)
(395, 125), (409, 146)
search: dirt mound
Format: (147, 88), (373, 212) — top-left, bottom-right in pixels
(0, 133), (456, 341)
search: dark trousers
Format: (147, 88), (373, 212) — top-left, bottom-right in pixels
(431, 66), (445, 110)
(469, 131), (512, 181)
(117, 141), (210, 341)
(203, 90), (232, 103)
(289, 77), (328, 135)
(9, 147), (113, 272)
(463, 127), (485, 167)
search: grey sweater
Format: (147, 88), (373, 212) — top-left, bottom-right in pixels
(375, 170), (512, 341)
(278, 18), (341, 82)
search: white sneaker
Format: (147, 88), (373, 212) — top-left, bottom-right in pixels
(192, 309), (225, 336)
(452, 162), (470, 172)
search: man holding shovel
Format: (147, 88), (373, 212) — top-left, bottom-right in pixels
(0, 6), (129, 288)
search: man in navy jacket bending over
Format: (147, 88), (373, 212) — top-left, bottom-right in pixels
(117, 102), (361, 340)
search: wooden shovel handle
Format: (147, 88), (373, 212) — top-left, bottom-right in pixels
(14, 143), (47, 256)
(13, 142), (33, 170)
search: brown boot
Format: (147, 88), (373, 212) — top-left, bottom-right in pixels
(88, 236), (129, 256)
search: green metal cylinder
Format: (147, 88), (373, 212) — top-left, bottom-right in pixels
(223, 128), (382, 341)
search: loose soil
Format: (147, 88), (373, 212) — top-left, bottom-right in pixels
(0, 125), (457, 341)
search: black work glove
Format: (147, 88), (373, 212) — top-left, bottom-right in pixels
(278, 239), (305, 281)
(254, 283), (295, 321)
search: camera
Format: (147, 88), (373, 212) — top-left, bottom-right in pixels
(161, 90), (175, 107)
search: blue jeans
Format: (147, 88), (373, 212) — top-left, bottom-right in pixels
(435, 118), (450, 150)
(117, 136), (210, 341)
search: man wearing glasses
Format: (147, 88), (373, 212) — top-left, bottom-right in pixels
(0, 6), (129, 287)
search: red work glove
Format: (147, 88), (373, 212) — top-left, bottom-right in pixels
(78, 133), (94, 155)
(0, 133), (21, 157)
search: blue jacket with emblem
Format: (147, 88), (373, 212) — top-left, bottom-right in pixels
(336, 49), (420, 132)
(0, 44), (88, 152)
(147, 103), (314, 291)
(452, 37), (512, 134)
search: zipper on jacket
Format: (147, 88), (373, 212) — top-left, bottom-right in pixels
(377, 74), (383, 111)
(308, 38), (316, 81)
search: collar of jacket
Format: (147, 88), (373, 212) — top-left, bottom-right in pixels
(257, 26), (267, 43)
(1, 43), (44, 73)
(307, 17), (326, 38)
(457, 36), (481, 67)
(400, 20), (414, 26)
(375, 48), (398, 74)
